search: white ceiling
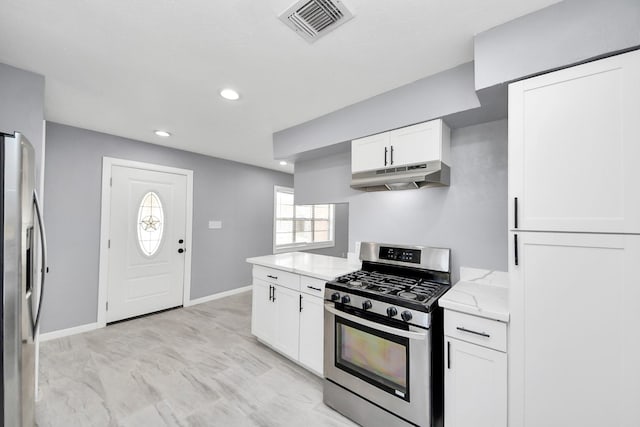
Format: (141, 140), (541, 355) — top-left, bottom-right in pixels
(0, 0), (561, 172)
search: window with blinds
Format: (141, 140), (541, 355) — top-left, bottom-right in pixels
(274, 186), (335, 253)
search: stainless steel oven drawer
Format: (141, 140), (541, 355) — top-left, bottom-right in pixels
(444, 310), (507, 352)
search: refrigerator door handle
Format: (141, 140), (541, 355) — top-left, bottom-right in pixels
(32, 189), (48, 335)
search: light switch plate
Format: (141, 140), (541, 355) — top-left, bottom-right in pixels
(208, 220), (222, 229)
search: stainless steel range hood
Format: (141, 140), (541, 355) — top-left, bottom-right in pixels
(351, 160), (450, 191)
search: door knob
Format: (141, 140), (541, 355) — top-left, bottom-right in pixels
(178, 248), (185, 254)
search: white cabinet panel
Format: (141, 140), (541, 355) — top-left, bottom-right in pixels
(351, 119), (450, 173)
(445, 337), (507, 427)
(509, 232), (640, 427)
(351, 132), (390, 173)
(251, 279), (275, 343)
(298, 294), (324, 375)
(389, 120), (448, 166)
(509, 49), (640, 233)
(273, 285), (301, 360)
(444, 310), (507, 352)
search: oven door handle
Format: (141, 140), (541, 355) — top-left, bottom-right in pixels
(324, 303), (427, 341)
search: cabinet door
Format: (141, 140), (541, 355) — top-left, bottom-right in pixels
(273, 285), (301, 360)
(251, 279), (275, 343)
(351, 132), (390, 173)
(509, 232), (640, 427)
(445, 337), (507, 427)
(509, 49), (640, 233)
(388, 120), (445, 167)
(298, 294), (324, 375)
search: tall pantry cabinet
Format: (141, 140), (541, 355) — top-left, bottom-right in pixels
(508, 49), (640, 427)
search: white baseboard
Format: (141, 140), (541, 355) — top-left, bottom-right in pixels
(185, 285), (252, 307)
(38, 286), (252, 341)
(38, 322), (100, 342)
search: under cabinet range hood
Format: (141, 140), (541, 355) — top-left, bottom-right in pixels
(350, 119), (452, 191)
(351, 160), (450, 191)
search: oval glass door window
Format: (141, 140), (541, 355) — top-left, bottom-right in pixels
(137, 192), (164, 256)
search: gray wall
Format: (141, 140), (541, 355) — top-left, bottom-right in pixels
(303, 203), (349, 258)
(474, 0), (640, 89)
(42, 122), (292, 333)
(295, 120), (508, 281)
(273, 62), (484, 160)
(0, 63), (45, 193)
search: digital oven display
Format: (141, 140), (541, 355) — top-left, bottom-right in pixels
(379, 246), (421, 264)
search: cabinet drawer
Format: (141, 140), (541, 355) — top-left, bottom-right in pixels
(253, 265), (300, 291)
(444, 310), (507, 352)
(300, 276), (326, 297)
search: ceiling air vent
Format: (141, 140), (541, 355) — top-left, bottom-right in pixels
(279, 0), (354, 43)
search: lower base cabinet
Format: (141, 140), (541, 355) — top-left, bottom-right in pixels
(250, 266), (325, 376)
(444, 310), (507, 427)
(445, 337), (507, 427)
(298, 293), (324, 374)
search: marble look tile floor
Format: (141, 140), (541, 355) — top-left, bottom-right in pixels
(36, 291), (358, 427)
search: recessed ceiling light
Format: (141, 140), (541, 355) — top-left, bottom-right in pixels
(279, 161), (288, 166)
(154, 130), (171, 137)
(220, 88), (240, 101)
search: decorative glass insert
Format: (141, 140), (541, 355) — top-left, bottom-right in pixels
(137, 192), (164, 256)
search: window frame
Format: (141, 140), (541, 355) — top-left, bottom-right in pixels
(273, 185), (336, 254)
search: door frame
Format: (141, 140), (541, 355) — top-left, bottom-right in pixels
(97, 157), (194, 327)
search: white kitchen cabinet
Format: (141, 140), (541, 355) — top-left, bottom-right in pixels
(251, 278), (276, 343)
(508, 232), (640, 427)
(444, 310), (507, 427)
(508, 49), (640, 427)
(445, 337), (507, 427)
(508, 49), (640, 234)
(272, 285), (300, 360)
(351, 132), (390, 173)
(298, 293), (324, 375)
(250, 264), (333, 377)
(388, 120), (450, 167)
(351, 119), (450, 173)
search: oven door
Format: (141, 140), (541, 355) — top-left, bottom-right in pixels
(324, 302), (431, 426)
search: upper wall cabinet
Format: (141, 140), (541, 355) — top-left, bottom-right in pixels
(351, 119), (451, 173)
(508, 49), (640, 233)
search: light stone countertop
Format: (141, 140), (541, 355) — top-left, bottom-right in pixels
(246, 252), (361, 281)
(438, 267), (510, 322)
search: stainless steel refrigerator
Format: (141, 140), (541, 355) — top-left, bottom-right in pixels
(1, 132), (47, 426)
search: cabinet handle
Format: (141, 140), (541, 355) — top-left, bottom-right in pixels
(272, 286), (276, 302)
(384, 146), (388, 166)
(268, 285), (273, 301)
(390, 145), (394, 165)
(514, 197), (518, 229)
(306, 285), (322, 292)
(267, 274), (278, 280)
(456, 326), (491, 338)
(299, 294), (303, 312)
(447, 341), (451, 369)
(514, 234), (519, 266)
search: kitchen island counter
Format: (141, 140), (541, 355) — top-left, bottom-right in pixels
(246, 252), (360, 281)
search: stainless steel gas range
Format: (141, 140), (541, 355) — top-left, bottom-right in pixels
(323, 242), (451, 427)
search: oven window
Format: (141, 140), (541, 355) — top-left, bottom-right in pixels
(335, 316), (410, 401)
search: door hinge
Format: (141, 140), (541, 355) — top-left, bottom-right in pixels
(108, 239), (111, 249)
(106, 301), (109, 311)
(110, 177), (112, 187)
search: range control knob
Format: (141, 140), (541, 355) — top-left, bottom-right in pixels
(341, 295), (351, 304)
(401, 311), (413, 322)
(362, 300), (372, 310)
(331, 292), (340, 302)
(386, 307), (398, 317)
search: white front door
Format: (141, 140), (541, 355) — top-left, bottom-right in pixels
(106, 165), (188, 323)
